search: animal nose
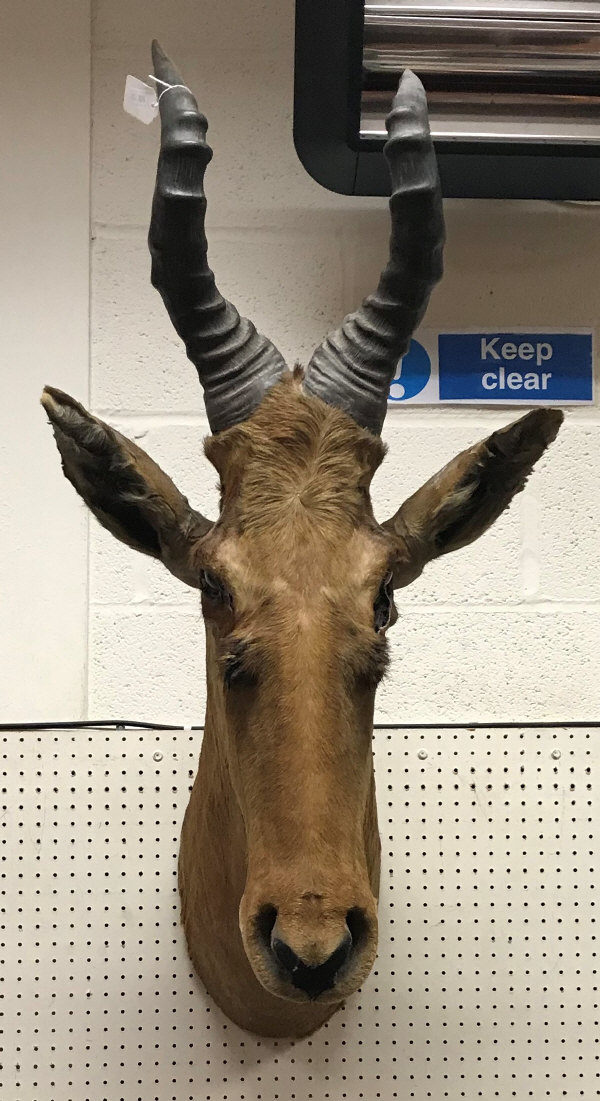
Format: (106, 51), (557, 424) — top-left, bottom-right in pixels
(271, 929), (353, 998)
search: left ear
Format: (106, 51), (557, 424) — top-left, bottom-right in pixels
(383, 409), (563, 588)
(41, 386), (212, 587)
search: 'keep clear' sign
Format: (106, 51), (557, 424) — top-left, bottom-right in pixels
(388, 330), (594, 406)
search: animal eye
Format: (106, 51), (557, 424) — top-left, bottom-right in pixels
(373, 572), (394, 633)
(200, 569), (231, 608)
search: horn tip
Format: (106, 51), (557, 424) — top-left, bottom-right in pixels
(151, 38), (183, 87)
(399, 68), (422, 88)
(396, 68), (426, 104)
(151, 39), (165, 63)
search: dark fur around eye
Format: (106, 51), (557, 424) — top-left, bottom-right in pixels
(373, 574), (394, 633)
(223, 640), (259, 690)
(348, 635), (390, 692)
(200, 569), (232, 609)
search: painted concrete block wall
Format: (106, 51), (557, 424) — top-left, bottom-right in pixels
(89, 0), (600, 724)
(1, 0), (90, 721)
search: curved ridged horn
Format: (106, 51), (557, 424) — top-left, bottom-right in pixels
(303, 71), (445, 436)
(148, 41), (288, 433)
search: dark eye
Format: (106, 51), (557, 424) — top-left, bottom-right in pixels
(373, 572), (394, 633)
(200, 569), (232, 608)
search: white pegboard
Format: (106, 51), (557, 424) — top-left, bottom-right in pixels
(1, 725), (599, 1101)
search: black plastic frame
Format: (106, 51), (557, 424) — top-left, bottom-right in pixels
(294, 0), (600, 199)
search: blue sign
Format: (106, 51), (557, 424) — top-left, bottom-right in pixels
(389, 339), (431, 401)
(438, 332), (593, 403)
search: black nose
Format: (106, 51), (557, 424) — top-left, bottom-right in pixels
(271, 931), (353, 998)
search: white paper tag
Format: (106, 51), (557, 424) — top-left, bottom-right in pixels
(123, 75), (158, 125)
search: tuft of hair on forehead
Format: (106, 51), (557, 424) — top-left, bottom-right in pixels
(204, 372), (387, 535)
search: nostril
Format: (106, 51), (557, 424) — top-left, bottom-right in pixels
(272, 937), (302, 975)
(346, 906), (368, 948)
(334, 928), (353, 970)
(254, 904), (277, 951)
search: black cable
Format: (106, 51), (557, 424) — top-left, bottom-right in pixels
(0, 719), (181, 732)
(0, 719), (599, 733)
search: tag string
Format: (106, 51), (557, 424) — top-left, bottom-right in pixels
(147, 74), (192, 106)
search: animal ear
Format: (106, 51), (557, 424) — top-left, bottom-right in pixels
(41, 387), (212, 588)
(383, 409), (563, 588)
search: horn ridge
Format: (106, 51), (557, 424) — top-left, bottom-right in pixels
(148, 41), (288, 433)
(303, 69), (445, 436)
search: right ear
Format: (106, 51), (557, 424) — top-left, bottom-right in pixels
(383, 408), (563, 588)
(41, 387), (212, 588)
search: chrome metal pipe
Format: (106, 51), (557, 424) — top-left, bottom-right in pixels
(361, 1), (600, 144)
(364, 11), (600, 77)
(366, 2), (600, 18)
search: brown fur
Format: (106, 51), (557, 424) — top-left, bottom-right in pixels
(206, 371), (386, 536)
(41, 373), (562, 1039)
(182, 376), (391, 1035)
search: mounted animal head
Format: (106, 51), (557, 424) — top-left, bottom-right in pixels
(42, 43), (562, 1011)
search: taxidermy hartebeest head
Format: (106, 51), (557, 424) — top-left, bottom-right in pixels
(42, 42), (562, 1037)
